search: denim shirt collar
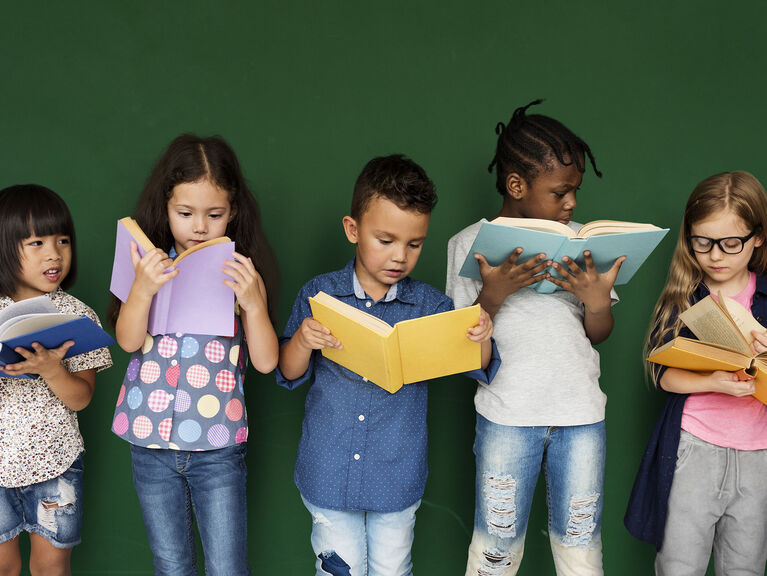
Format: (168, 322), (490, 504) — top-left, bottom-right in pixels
(326, 259), (417, 305)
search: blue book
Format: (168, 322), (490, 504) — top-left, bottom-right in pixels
(458, 218), (669, 294)
(0, 296), (115, 378)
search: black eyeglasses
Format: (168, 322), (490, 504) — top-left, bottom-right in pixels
(687, 230), (758, 254)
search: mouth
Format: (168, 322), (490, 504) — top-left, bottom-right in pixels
(383, 269), (405, 278)
(558, 215), (572, 225)
(43, 268), (61, 282)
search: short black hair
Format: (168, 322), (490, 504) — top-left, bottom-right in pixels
(489, 99), (601, 196)
(351, 154), (437, 220)
(0, 184), (78, 297)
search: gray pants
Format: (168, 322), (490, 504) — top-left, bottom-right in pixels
(655, 430), (767, 576)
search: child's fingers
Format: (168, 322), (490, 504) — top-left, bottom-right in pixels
(49, 340), (75, 358)
(604, 255), (626, 281)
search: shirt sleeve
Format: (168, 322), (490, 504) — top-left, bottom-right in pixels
(274, 283), (318, 390)
(64, 305), (113, 374)
(446, 231), (483, 309)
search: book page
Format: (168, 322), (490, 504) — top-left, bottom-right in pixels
(491, 217), (574, 237)
(679, 296), (751, 355)
(0, 296), (58, 335)
(173, 236), (232, 266)
(578, 220), (661, 237)
(721, 295), (766, 347)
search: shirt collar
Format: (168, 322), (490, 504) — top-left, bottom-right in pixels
(327, 259), (417, 304)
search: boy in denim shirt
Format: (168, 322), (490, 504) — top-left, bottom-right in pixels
(277, 154), (499, 576)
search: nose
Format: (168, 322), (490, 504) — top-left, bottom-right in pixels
(392, 243), (407, 263)
(193, 215), (207, 235)
(44, 242), (62, 261)
(709, 243), (725, 260)
(563, 191), (577, 211)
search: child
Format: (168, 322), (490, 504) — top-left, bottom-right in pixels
(0, 184), (112, 576)
(111, 134), (279, 576)
(277, 154), (498, 576)
(625, 171), (767, 574)
(446, 100), (624, 576)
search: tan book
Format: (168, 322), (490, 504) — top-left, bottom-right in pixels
(647, 293), (767, 404)
(309, 291), (481, 393)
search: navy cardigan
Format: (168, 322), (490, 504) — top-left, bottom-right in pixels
(624, 275), (767, 550)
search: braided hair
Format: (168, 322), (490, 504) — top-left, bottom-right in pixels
(489, 99), (601, 196)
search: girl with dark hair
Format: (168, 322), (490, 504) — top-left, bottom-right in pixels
(447, 101), (621, 575)
(0, 184), (112, 576)
(110, 135), (278, 575)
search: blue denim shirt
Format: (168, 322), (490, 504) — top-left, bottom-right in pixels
(276, 259), (500, 513)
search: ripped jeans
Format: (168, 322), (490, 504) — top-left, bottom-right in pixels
(465, 415), (605, 576)
(301, 495), (420, 576)
(0, 454), (83, 549)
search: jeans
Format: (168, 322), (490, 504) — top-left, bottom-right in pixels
(130, 443), (249, 576)
(0, 454), (83, 548)
(301, 495), (420, 576)
(655, 430), (767, 575)
(465, 415), (605, 576)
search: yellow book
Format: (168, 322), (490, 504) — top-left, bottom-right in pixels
(309, 291), (481, 393)
(647, 293), (767, 404)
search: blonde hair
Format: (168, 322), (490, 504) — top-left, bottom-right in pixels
(646, 171), (767, 385)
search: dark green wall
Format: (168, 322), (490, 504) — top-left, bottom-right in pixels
(2, 1), (766, 574)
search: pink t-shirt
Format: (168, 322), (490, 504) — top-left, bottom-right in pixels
(681, 272), (767, 450)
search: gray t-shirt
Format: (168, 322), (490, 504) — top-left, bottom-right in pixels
(446, 219), (614, 426)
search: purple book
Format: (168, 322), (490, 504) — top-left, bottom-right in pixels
(109, 219), (236, 337)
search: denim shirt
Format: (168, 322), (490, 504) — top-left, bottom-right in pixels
(625, 275), (767, 549)
(276, 259), (500, 513)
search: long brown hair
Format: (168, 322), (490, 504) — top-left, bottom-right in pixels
(646, 171), (767, 385)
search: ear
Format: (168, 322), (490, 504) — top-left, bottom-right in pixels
(755, 232), (764, 249)
(505, 173), (525, 200)
(342, 216), (359, 244)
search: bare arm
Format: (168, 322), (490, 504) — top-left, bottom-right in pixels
(659, 367), (756, 396)
(223, 252), (279, 373)
(115, 243), (178, 352)
(2, 341), (97, 411)
(278, 318), (341, 381)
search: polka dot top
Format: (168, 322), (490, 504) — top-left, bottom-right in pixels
(111, 314), (248, 450)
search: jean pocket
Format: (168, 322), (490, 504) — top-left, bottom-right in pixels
(674, 431), (695, 472)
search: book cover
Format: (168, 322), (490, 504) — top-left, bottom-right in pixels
(308, 291), (481, 393)
(109, 218), (236, 337)
(458, 218), (668, 293)
(0, 314), (115, 379)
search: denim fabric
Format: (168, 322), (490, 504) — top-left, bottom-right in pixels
(655, 430), (767, 575)
(465, 415), (604, 576)
(130, 444), (249, 576)
(0, 454), (83, 549)
(302, 495), (420, 576)
(276, 259), (500, 513)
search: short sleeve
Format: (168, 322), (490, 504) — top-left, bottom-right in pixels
(274, 282), (318, 390)
(63, 304), (113, 374)
(446, 230), (483, 309)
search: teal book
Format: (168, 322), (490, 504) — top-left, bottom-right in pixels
(458, 217), (669, 294)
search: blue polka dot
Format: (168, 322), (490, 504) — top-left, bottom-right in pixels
(126, 387), (143, 410)
(181, 337), (199, 358)
(177, 419), (202, 443)
(238, 373), (244, 394)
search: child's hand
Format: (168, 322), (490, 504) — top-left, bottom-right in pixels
(2, 341), (73, 381)
(467, 307), (493, 343)
(295, 317), (342, 351)
(547, 252), (625, 312)
(130, 242), (179, 300)
(751, 329), (767, 356)
(709, 370), (756, 397)
(475, 250), (551, 307)
(222, 252), (268, 314)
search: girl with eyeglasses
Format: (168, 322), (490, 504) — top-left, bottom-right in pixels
(625, 171), (767, 575)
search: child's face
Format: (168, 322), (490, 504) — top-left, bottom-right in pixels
(506, 162), (582, 223)
(343, 196), (430, 302)
(690, 209), (763, 294)
(13, 232), (72, 301)
(167, 179), (233, 255)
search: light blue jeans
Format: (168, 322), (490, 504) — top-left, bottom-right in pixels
(130, 443), (249, 576)
(301, 495), (420, 576)
(465, 415), (605, 576)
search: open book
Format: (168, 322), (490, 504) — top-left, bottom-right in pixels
(309, 291), (481, 393)
(0, 296), (115, 379)
(458, 217), (668, 293)
(109, 217), (235, 337)
(647, 293), (767, 404)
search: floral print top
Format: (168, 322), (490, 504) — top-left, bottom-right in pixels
(0, 289), (113, 488)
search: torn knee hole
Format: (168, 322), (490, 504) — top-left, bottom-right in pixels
(563, 493), (599, 546)
(41, 499), (73, 510)
(478, 548), (515, 575)
(483, 473), (517, 538)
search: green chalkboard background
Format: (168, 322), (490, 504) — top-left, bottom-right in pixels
(2, 1), (766, 574)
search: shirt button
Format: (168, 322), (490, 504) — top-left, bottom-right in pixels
(354, 453), (361, 460)
(365, 301), (372, 308)
(358, 414), (365, 421)
(362, 377), (368, 382)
